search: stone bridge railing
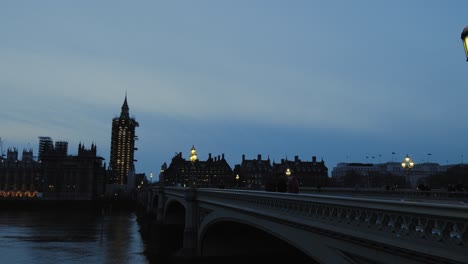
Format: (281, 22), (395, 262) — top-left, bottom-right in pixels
(299, 187), (468, 201)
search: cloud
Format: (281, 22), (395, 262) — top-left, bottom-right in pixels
(0, 48), (396, 133)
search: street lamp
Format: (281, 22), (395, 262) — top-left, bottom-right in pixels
(285, 168), (291, 193)
(461, 26), (468, 61)
(401, 154), (414, 188)
(150, 172), (153, 185)
(189, 145), (197, 188)
(160, 166), (165, 187)
(235, 174), (239, 187)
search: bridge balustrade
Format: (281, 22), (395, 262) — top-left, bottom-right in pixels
(140, 186), (468, 263)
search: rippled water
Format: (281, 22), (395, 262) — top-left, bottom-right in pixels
(0, 208), (149, 264)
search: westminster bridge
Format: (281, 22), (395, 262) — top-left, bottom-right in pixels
(136, 186), (468, 263)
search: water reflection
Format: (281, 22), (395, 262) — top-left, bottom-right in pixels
(0, 208), (149, 264)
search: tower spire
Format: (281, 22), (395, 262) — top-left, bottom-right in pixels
(120, 92), (129, 118)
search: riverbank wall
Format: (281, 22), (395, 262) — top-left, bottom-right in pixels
(0, 197), (137, 211)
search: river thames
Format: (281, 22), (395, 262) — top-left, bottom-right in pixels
(0, 207), (150, 264)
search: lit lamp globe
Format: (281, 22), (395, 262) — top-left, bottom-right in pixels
(189, 145), (197, 188)
(462, 26), (468, 61)
(401, 155), (414, 170)
(285, 168), (291, 177)
(401, 154), (414, 188)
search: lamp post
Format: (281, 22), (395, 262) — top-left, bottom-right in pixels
(160, 166), (165, 187)
(461, 26), (468, 61)
(150, 171), (153, 185)
(235, 174), (239, 188)
(401, 154), (414, 189)
(285, 168), (291, 193)
(189, 145), (197, 188)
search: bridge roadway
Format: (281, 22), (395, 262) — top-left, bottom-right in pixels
(137, 186), (468, 263)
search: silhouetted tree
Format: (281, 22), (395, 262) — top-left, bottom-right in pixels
(425, 165), (468, 190)
(328, 176), (340, 187)
(277, 176), (287, 192)
(341, 170), (364, 187)
(287, 175), (299, 193)
(265, 174), (276, 192)
(339, 171), (407, 189)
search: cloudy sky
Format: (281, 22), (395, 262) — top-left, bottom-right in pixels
(1, 0), (468, 180)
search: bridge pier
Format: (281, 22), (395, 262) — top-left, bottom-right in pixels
(179, 188), (199, 257)
(136, 189), (159, 243)
(156, 187), (165, 223)
(145, 190), (152, 213)
(138, 187), (200, 259)
(137, 187), (180, 261)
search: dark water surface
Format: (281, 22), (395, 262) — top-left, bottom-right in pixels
(0, 207), (149, 264)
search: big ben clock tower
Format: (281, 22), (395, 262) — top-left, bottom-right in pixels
(109, 94), (139, 185)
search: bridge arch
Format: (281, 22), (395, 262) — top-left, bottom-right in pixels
(198, 209), (345, 263)
(164, 198), (186, 225)
(200, 218), (319, 263)
(156, 198), (186, 255)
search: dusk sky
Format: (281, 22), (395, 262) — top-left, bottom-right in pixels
(1, 1), (468, 180)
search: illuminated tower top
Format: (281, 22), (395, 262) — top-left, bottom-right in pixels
(190, 145), (198, 162)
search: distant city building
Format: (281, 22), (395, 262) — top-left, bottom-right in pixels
(6, 147), (19, 162)
(331, 161), (450, 188)
(0, 139), (106, 200)
(163, 146), (232, 188)
(232, 154), (328, 189)
(41, 143), (106, 200)
(38, 136), (53, 161)
(331, 162), (379, 179)
(21, 148), (34, 162)
(234, 154), (272, 188)
(272, 155), (328, 187)
(54, 141), (68, 156)
(109, 94), (139, 185)
(0, 147), (41, 197)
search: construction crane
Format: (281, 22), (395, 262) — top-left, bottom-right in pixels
(0, 137), (5, 160)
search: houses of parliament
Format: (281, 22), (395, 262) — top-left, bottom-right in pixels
(0, 94), (330, 200)
(0, 95), (141, 200)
